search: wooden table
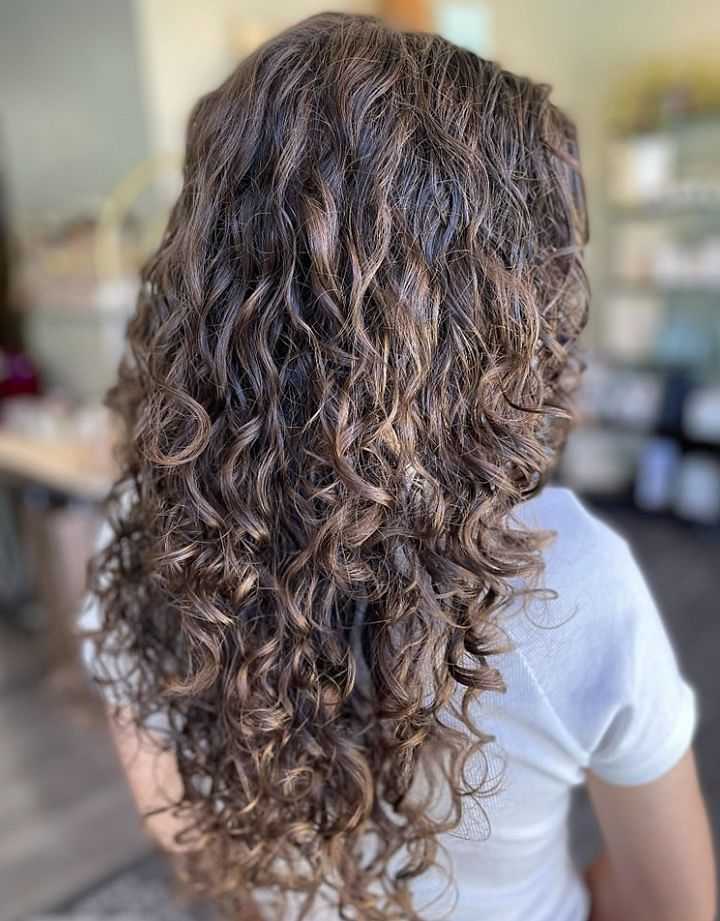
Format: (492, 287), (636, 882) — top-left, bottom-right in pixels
(0, 429), (114, 501)
(0, 427), (114, 668)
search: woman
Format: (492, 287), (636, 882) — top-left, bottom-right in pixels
(80, 12), (715, 921)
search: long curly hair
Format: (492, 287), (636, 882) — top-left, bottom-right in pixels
(87, 11), (589, 920)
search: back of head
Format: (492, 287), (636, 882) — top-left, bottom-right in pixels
(91, 11), (588, 920)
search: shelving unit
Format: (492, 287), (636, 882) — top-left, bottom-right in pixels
(560, 116), (720, 524)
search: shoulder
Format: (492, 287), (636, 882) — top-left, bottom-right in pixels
(510, 487), (698, 785)
(517, 485), (631, 568)
(515, 485), (645, 617)
(506, 486), (666, 758)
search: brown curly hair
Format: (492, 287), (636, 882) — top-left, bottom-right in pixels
(87, 11), (589, 920)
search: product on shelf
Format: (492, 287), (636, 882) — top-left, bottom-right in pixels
(673, 453), (720, 524)
(684, 386), (720, 444)
(634, 437), (682, 512)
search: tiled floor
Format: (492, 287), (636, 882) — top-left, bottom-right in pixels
(0, 631), (149, 921)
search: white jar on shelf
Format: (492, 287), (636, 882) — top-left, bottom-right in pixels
(609, 133), (676, 205)
(673, 453), (720, 524)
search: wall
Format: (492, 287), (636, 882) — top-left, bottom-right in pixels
(132, 0), (372, 160)
(0, 0), (149, 228)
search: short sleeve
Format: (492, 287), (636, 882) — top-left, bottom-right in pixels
(77, 589), (132, 709)
(587, 542), (699, 786)
(76, 519), (139, 711)
(77, 495), (172, 734)
(77, 518), (116, 684)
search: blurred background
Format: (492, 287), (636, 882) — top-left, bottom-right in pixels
(0, 1), (718, 919)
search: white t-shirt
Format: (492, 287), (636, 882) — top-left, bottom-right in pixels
(405, 485), (698, 921)
(79, 486), (698, 921)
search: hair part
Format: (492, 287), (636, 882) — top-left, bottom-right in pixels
(89, 11), (588, 920)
